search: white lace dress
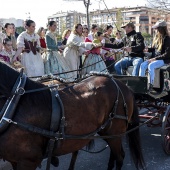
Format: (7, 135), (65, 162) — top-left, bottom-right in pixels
(17, 31), (44, 77)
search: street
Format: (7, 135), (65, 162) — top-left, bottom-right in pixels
(1, 124), (170, 170)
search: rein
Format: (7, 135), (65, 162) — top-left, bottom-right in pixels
(29, 58), (105, 79)
(3, 112), (159, 140)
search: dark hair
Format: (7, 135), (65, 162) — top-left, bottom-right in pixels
(48, 21), (56, 27)
(83, 27), (89, 32)
(25, 20), (35, 27)
(91, 24), (97, 30)
(3, 38), (11, 45)
(106, 25), (113, 31)
(96, 31), (103, 37)
(115, 30), (121, 35)
(94, 31), (103, 39)
(4, 23), (11, 29)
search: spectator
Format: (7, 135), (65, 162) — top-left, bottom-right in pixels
(61, 29), (71, 45)
(63, 23), (94, 79)
(82, 27), (89, 39)
(4, 23), (17, 51)
(0, 38), (16, 65)
(88, 24), (98, 41)
(43, 21), (73, 79)
(102, 25), (115, 73)
(82, 31), (108, 75)
(0, 27), (6, 50)
(103, 22), (145, 76)
(13, 19), (44, 77)
(37, 27), (46, 53)
(11, 23), (19, 39)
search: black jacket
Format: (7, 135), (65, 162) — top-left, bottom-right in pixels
(104, 30), (145, 58)
(148, 36), (170, 64)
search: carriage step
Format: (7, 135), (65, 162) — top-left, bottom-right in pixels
(147, 91), (168, 99)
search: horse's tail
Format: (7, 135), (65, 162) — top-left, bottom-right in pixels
(127, 96), (146, 170)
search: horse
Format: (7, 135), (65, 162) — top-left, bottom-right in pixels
(0, 61), (145, 170)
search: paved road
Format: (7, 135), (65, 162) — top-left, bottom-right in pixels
(1, 124), (170, 170)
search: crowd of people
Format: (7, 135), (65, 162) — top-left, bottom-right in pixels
(0, 19), (169, 88)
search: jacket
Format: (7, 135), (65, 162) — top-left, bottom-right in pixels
(104, 30), (145, 58)
(148, 36), (170, 64)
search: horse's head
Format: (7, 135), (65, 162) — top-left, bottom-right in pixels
(0, 61), (19, 97)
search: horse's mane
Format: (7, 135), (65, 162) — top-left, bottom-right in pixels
(0, 61), (50, 106)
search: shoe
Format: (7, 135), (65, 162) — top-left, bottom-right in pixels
(51, 156), (59, 167)
(148, 84), (154, 91)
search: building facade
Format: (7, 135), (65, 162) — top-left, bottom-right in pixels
(0, 18), (24, 28)
(89, 6), (170, 35)
(48, 11), (86, 35)
(48, 6), (170, 35)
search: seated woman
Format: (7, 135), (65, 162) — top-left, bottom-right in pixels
(82, 32), (108, 75)
(139, 20), (170, 88)
(0, 38), (16, 65)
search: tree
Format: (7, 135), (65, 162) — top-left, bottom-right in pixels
(83, 0), (91, 29)
(16, 27), (25, 34)
(63, 0), (91, 29)
(116, 8), (124, 31)
(147, 0), (170, 14)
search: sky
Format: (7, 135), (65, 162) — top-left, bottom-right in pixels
(1, 0), (147, 28)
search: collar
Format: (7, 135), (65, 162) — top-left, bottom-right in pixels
(126, 30), (136, 37)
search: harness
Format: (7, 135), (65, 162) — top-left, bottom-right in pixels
(0, 71), (129, 170)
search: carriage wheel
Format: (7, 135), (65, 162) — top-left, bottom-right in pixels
(162, 105), (170, 155)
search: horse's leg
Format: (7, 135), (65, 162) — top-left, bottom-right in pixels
(107, 150), (115, 170)
(106, 139), (124, 170)
(68, 151), (79, 170)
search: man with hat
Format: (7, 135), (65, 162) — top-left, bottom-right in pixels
(102, 22), (145, 76)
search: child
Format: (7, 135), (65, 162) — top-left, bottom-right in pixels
(0, 38), (22, 69)
(0, 38), (16, 64)
(82, 32), (108, 75)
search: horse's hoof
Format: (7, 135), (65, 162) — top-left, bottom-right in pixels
(51, 156), (59, 167)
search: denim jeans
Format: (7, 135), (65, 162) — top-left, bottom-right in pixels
(114, 56), (143, 76)
(139, 60), (165, 84)
(139, 60), (149, 76)
(148, 60), (164, 84)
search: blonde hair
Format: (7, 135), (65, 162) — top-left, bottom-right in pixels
(152, 26), (169, 51)
(72, 24), (82, 35)
(37, 27), (45, 37)
(62, 29), (71, 39)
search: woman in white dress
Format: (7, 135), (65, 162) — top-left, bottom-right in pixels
(13, 20), (44, 77)
(63, 24), (93, 79)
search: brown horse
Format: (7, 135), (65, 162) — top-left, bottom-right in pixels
(0, 61), (145, 170)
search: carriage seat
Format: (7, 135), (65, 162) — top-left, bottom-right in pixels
(126, 66), (133, 76)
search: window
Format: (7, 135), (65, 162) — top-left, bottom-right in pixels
(140, 16), (149, 24)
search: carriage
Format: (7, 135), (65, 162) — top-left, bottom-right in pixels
(114, 63), (170, 155)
